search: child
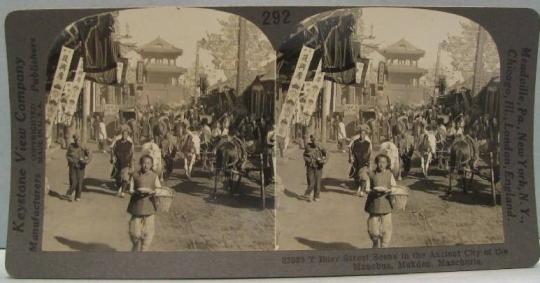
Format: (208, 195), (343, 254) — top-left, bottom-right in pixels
(364, 153), (396, 248)
(127, 155), (161, 252)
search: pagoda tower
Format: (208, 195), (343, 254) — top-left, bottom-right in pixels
(378, 38), (428, 104)
(137, 37), (186, 85)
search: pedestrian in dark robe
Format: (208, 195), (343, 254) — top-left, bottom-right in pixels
(349, 125), (372, 197)
(64, 134), (91, 201)
(303, 135), (327, 202)
(111, 130), (134, 197)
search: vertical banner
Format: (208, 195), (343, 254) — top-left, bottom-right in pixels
(377, 61), (385, 90)
(302, 60), (324, 116)
(45, 46), (74, 138)
(322, 80), (332, 120)
(57, 82), (73, 125)
(276, 45), (314, 138)
(116, 61), (124, 84)
(63, 58), (86, 125)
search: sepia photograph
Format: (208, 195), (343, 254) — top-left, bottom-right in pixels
(275, 7), (503, 250)
(4, 2), (540, 279)
(42, 7), (276, 252)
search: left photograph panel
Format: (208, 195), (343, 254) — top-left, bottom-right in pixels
(43, 7), (276, 252)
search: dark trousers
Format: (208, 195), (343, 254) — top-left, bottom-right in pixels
(67, 166), (85, 199)
(263, 148), (274, 184)
(304, 167), (322, 199)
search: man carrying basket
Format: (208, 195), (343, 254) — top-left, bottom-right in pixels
(364, 153), (396, 248)
(127, 155), (161, 252)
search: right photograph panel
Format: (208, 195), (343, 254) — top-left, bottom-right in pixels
(275, 7), (503, 250)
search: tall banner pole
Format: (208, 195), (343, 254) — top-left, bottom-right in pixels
(45, 46), (74, 145)
(276, 45), (315, 139)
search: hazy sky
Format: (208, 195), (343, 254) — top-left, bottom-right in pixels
(362, 8), (467, 67)
(117, 7), (238, 84)
(363, 7), (474, 84)
(116, 7), (497, 86)
(305, 7), (498, 85)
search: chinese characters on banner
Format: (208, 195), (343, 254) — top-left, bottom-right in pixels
(276, 45), (315, 138)
(56, 81), (73, 124)
(301, 60), (324, 117)
(45, 46), (74, 138)
(62, 58), (86, 125)
(377, 61), (385, 90)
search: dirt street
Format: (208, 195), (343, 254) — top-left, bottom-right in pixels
(43, 143), (275, 252)
(276, 141), (504, 250)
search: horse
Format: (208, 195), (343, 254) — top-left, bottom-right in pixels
(396, 132), (415, 178)
(213, 136), (247, 197)
(179, 131), (199, 179)
(416, 130), (437, 177)
(396, 116), (410, 134)
(412, 116), (426, 141)
(448, 135), (479, 194)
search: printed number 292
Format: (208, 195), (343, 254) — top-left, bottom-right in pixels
(262, 10), (290, 25)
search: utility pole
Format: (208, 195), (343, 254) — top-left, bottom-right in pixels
(321, 80), (332, 142)
(194, 41), (200, 105)
(81, 81), (91, 144)
(471, 24), (487, 96)
(433, 40), (447, 96)
(236, 17), (247, 97)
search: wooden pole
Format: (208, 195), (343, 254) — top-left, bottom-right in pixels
(489, 151), (496, 206)
(260, 153), (266, 210)
(213, 169), (219, 199)
(321, 81), (331, 143)
(81, 80), (91, 144)
(448, 170), (452, 195)
(433, 42), (442, 96)
(194, 42), (200, 104)
(236, 17), (247, 97)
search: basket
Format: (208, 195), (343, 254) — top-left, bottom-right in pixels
(389, 185), (409, 211)
(153, 187), (174, 213)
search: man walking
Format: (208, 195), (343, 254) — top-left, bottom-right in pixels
(264, 123), (276, 185)
(337, 116), (347, 152)
(64, 134), (91, 201)
(349, 125), (372, 197)
(97, 116), (108, 153)
(127, 155), (161, 252)
(160, 132), (178, 180)
(111, 130), (134, 197)
(303, 135), (327, 202)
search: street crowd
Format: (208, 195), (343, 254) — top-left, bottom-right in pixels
(58, 104), (275, 252)
(296, 102), (497, 249)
